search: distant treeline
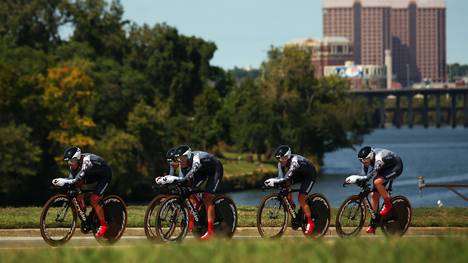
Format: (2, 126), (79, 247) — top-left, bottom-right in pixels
(0, 0), (371, 205)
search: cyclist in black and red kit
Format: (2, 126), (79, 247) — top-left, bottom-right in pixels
(264, 145), (318, 235)
(355, 146), (403, 234)
(52, 146), (112, 238)
(156, 145), (223, 240)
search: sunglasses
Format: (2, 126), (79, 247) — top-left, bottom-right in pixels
(276, 156), (289, 162)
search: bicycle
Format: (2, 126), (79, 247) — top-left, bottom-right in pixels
(39, 185), (127, 246)
(257, 183), (331, 238)
(335, 176), (412, 237)
(151, 182), (237, 242)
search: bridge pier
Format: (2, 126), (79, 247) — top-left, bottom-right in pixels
(379, 96), (385, 128)
(451, 94), (457, 128)
(465, 94), (468, 128)
(395, 95), (401, 128)
(423, 94), (429, 128)
(408, 95), (413, 128)
(435, 95), (441, 128)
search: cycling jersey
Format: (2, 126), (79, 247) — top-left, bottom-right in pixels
(275, 154), (317, 194)
(179, 151), (223, 193)
(361, 148), (403, 184)
(68, 153), (112, 196)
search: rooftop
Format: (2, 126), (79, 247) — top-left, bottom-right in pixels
(323, 0), (446, 8)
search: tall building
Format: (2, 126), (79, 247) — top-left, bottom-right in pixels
(323, 0), (446, 86)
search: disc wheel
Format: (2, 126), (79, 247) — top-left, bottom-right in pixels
(381, 195), (412, 236)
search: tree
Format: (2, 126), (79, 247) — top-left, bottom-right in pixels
(259, 46), (371, 161)
(0, 123), (41, 204)
(0, 0), (72, 50)
(193, 86), (223, 149)
(224, 80), (276, 154)
(39, 59), (96, 161)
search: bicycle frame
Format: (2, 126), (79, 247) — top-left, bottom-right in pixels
(162, 184), (206, 226)
(354, 180), (394, 221)
(268, 186), (302, 220)
(55, 187), (95, 227)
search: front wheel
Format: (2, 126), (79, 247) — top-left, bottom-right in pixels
(335, 195), (366, 238)
(301, 193), (331, 238)
(93, 195), (127, 245)
(381, 195), (412, 236)
(40, 194), (77, 247)
(144, 195), (166, 242)
(257, 193), (288, 238)
(155, 195), (189, 242)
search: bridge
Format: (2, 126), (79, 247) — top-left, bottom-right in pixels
(351, 87), (468, 128)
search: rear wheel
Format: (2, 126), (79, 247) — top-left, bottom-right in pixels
(301, 193), (331, 238)
(335, 195), (366, 238)
(213, 195), (237, 238)
(257, 193), (288, 238)
(155, 196), (189, 242)
(381, 195), (412, 236)
(144, 195), (166, 242)
(93, 195), (127, 245)
(40, 194), (77, 247)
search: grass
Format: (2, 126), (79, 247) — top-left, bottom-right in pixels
(1, 206), (467, 229)
(0, 237), (466, 263)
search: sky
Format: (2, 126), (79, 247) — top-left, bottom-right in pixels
(119, 0), (468, 69)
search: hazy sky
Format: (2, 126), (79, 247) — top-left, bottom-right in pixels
(120, 0), (468, 69)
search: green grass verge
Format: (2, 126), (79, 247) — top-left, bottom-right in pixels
(0, 237), (466, 263)
(0, 206), (467, 229)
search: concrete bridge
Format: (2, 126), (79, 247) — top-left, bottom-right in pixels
(351, 87), (468, 128)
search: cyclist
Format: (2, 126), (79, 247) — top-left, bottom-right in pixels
(157, 147), (202, 232)
(264, 145), (318, 235)
(52, 146), (112, 238)
(156, 145), (223, 240)
(356, 146), (403, 234)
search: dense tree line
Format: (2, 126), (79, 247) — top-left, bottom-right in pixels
(0, 0), (371, 205)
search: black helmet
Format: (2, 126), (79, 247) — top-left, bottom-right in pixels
(64, 146), (81, 162)
(174, 145), (192, 160)
(166, 147), (177, 163)
(274, 145), (291, 161)
(357, 146), (374, 160)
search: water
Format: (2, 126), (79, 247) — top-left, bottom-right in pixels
(228, 127), (468, 207)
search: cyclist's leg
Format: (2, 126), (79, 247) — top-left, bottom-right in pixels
(201, 161), (223, 240)
(91, 167), (112, 237)
(298, 168), (317, 234)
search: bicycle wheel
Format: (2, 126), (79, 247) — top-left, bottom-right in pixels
(155, 195), (189, 242)
(257, 193), (288, 238)
(301, 193), (331, 238)
(381, 195), (412, 236)
(144, 195), (166, 241)
(213, 195), (237, 238)
(93, 195), (128, 244)
(335, 195), (366, 238)
(40, 194), (77, 246)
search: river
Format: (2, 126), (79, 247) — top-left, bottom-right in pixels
(228, 127), (468, 207)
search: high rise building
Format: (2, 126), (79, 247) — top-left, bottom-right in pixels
(323, 0), (446, 86)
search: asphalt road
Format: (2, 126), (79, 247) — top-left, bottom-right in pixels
(0, 227), (466, 249)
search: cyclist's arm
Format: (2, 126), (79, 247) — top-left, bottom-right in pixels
(168, 166), (176, 177)
(182, 154), (201, 181)
(69, 156), (92, 184)
(277, 158), (300, 183)
(276, 163), (284, 178)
